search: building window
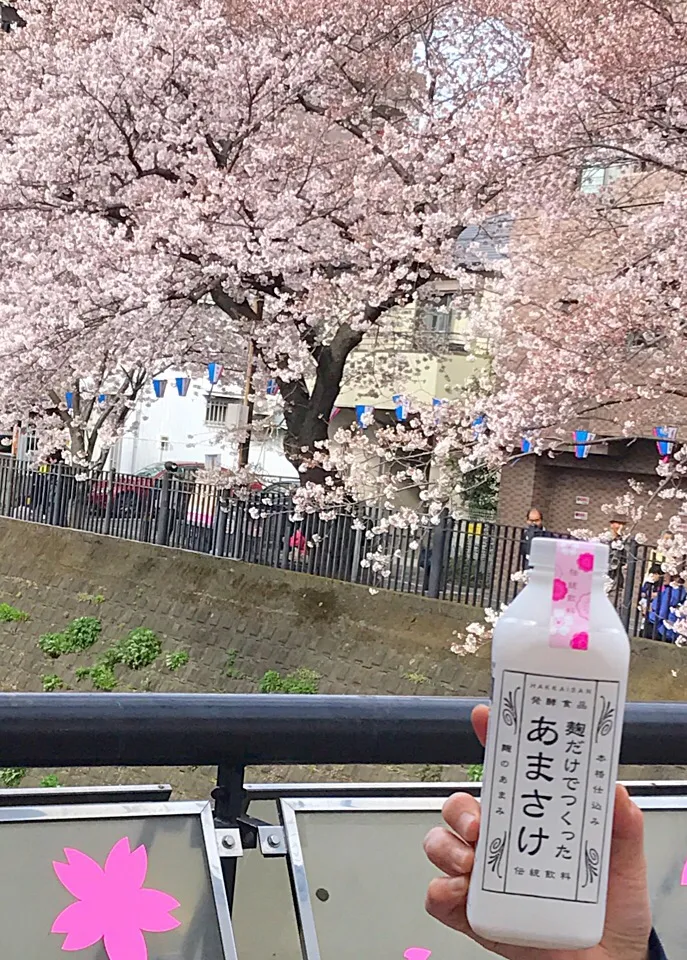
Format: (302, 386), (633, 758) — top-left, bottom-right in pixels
(205, 454), (221, 470)
(580, 161), (640, 194)
(159, 436), (170, 457)
(415, 293), (470, 354)
(419, 294), (455, 333)
(205, 396), (236, 425)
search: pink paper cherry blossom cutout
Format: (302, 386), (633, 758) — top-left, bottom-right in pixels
(681, 858), (687, 886)
(552, 578), (568, 602)
(577, 552), (595, 573)
(571, 631), (589, 650)
(51, 836), (180, 960)
(404, 950), (432, 960)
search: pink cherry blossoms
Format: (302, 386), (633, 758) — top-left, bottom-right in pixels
(2, 0), (687, 551)
(0, 0), (510, 474)
(51, 837), (180, 960)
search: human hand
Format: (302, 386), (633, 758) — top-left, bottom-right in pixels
(424, 705), (652, 960)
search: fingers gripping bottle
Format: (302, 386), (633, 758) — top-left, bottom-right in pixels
(467, 539), (629, 949)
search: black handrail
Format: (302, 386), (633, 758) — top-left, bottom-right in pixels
(0, 694), (681, 767)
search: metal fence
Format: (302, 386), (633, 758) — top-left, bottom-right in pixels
(0, 456), (667, 633)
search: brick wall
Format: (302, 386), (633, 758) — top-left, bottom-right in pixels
(498, 439), (662, 537)
(0, 517), (685, 795)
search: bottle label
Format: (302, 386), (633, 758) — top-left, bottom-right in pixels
(481, 669), (620, 903)
(550, 542), (595, 650)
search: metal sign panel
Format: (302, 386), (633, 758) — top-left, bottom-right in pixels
(0, 800), (237, 960)
(278, 794), (687, 960)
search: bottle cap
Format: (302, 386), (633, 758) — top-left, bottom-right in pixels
(530, 538), (610, 574)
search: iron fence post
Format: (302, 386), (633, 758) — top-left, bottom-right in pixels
(0, 457), (11, 516)
(154, 470), (172, 546)
(103, 467), (115, 536)
(280, 503), (292, 569)
(273, 501), (288, 568)
(214, 496), (228, 556)
(50, 465), (65, 526)
(621, 537), (639, 632)
(427, 509), (449, 599)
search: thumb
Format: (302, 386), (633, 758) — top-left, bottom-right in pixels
(603, 785), (652, 953)
(609, 784), (646, 877)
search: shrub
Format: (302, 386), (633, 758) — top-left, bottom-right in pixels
(259, 670), (283, 693)
(224, 649), (243, 679)
(118, 628), (161, 670)
(90, 664), (117, 692)
(39, 632), (69, 659)
(419, 764), (443, 782)
(165, 650), (189, 671)
(64, 616), (101, 651)
(40, 774), (61, 788)
(466, 763), (484, 782)
(41, 674), (64, 692)
(0, 603), (29, 622)
(0, 768), (26, 787)
(100, 644), (124, 669)
(259, 667), (320, 694)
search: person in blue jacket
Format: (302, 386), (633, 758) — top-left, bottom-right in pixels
(650, 573), (686, 642)
(424, 705), (667, 960)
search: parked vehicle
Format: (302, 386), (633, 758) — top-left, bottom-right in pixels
(89, 461), (205, 516)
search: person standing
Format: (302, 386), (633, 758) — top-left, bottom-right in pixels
(608, 517), (628, 600)
(520, 507), (546, 569)
(640, 564), (663, 638)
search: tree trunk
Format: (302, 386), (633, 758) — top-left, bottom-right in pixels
(279, 324), (363, 485)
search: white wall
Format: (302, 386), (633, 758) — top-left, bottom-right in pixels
(110, 373), (296, 480)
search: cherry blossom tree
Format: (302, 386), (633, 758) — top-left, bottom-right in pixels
(448, 0), (687, 569)
(467, 0), (687, 457)
(0, 0), (516, 473)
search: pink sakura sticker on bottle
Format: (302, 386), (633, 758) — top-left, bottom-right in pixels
(550, 542), (595, 651)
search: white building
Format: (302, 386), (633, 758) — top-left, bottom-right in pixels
(109, 371), (297, 480)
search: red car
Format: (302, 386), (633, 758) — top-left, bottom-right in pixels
(90, 461), (266, 516)
(89, 461), (206, 515)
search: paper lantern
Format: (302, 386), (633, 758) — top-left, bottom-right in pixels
(573, 429), (595, 459)
(654, 425), (678, 459)
(207, 362), (224, 385)
(355, 404), (374, 428)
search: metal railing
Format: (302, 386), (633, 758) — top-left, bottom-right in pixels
(0, 692), (684, 767)
(0, 456), (667, 632)
(0, 693), (680, 960)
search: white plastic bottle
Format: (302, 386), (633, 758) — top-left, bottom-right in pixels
(467, 538), (629, 950)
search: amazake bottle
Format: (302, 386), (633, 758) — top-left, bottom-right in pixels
(467, 539), (629, 949)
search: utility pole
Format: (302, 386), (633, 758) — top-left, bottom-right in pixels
(237, 300), (262, 470)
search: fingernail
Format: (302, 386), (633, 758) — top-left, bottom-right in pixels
(457, 813), (476, 839)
